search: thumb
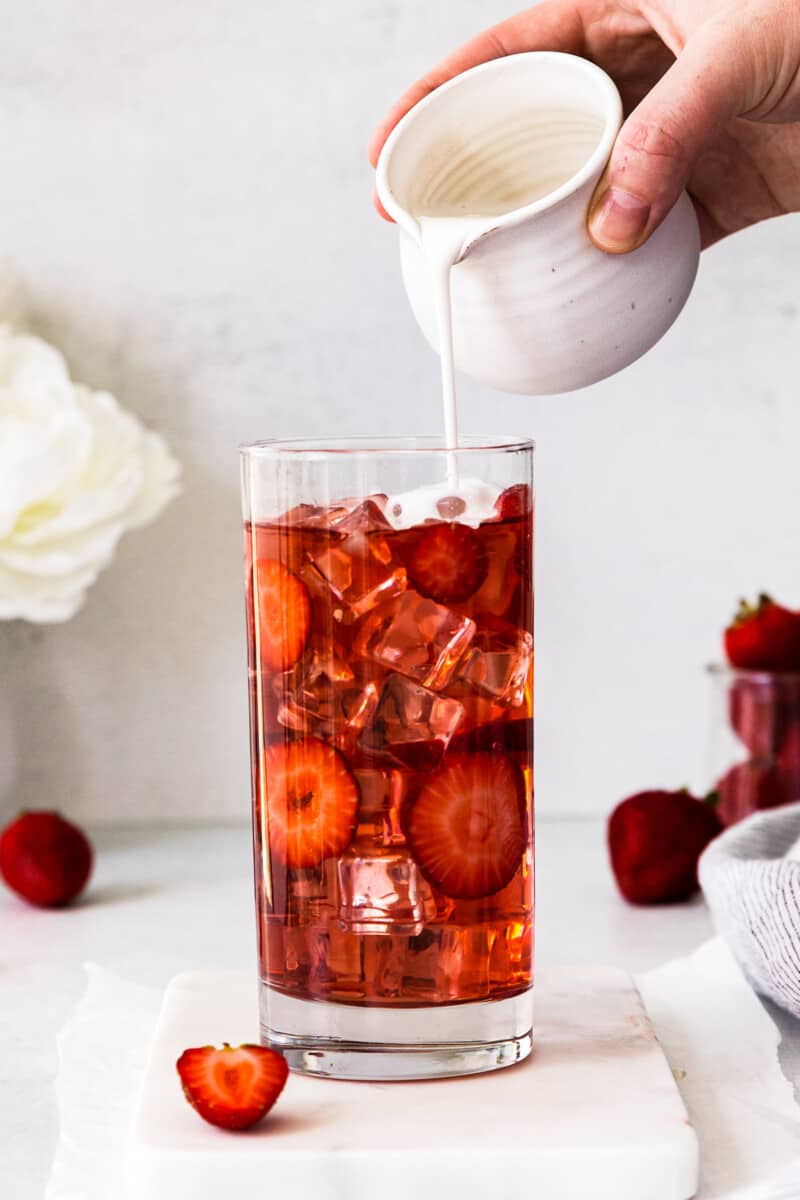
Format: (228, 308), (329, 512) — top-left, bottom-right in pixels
(588, 30), (749, 252)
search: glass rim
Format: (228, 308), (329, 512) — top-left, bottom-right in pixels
(706, 662), (800, 683)
(240, 434), (535, 457)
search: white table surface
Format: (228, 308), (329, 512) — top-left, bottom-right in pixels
(0, 815), (788, 1200)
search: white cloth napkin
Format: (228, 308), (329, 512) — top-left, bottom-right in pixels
(637, 939), (800, 1199)
(47, 946), (800, 1200)
(45, 965), (161, 1200)
(700, 803), (800, 1017)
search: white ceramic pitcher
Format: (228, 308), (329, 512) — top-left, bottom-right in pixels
(376, 51), (700, 395)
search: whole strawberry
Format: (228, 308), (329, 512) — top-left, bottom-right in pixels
(724, 594), (800, 671)
(608, 790), (721, 905)
(0, 811), (93, 907)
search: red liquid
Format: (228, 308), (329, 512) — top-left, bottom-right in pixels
(244, 494), (533, 1007)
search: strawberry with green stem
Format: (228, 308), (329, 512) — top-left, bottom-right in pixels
(724, 595), (800, 672)
(608, 789), (721, 904)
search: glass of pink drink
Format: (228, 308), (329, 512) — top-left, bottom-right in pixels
(241, 437), (534, 1079)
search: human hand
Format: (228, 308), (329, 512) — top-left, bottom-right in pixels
(369, 0), (800, 252)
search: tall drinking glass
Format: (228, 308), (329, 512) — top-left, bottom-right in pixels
(240, 437), (534, 1080)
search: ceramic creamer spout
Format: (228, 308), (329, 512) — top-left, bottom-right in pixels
(384, 205), (489, 266)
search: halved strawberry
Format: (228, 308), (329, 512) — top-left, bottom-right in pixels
(494, 484), (532, 521)
(406, 524), (488, 605)
(264, 737), (359, 868)
(177, 1043), (288, 1130)
(254, 559), (310, 672)
(405, 753), (526, 899)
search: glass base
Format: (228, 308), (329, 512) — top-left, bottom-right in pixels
(260, 984), (533, 1080)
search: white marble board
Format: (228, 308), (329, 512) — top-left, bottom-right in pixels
(127, 967), (698, 1200)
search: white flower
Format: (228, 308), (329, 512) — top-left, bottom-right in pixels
(0, 326), (181, 622)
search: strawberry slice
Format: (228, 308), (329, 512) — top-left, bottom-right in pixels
(254, 559), (310, 672)
(406, 523), (488, 605)
(264, 737), (359, 868)
(405, 753), (526, 899)
(177, 1043), (288, 1130)
(494, 484), (532, 521)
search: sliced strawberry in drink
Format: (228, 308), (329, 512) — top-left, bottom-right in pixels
(264, 737), (359, 868)
(246, 523), (307, 575)
(494, 484), (532, 521)
(176, 1043), (288, 1130)
(405, 754), (527, 899)
(254, 559), (310, 672)
(406, 523), (488, 605)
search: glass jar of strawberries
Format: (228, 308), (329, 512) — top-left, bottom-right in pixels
(707, 595), (800, 827)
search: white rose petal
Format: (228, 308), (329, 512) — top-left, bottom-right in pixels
(124, 427), (182, 529)
(0, 520), (124, 576)
(0, 559), (102, 623)
(0, 326), (181, 623)
(14, 387), (145, 544)
(0, 326), (73, 398)
(0, 407), (92, 537)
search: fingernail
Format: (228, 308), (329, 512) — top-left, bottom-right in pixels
(589, 187), (650, 251)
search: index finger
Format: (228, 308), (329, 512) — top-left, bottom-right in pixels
(368, 1), (587, 167)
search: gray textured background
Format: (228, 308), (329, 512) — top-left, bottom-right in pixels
(1, 0), (799, 823)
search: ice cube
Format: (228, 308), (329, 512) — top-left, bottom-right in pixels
(435, 925), (493, 1001)
(294, 928), (333, 992)
(274, 649), (378, 743)
(287, 927), (366, 1000)
(446, 685), (507, 731)
(363, 938), (408, 1000)
(307, 647), (355, 686)
(459, 629), (533, 708)
(353, 767), (408, 845)
(274, 503), (327, 527)
(489, 918), (534, 992)
(284, 497), (391, 533)
(329, 497), (393, 535)
(359, 673), (464, 768)
(337, 842), (437, 935)
(287, 860), (336, 907)
(307, 532), (407, 622)
(391, 929), (440, 1000)
(354, 590), (475, 690)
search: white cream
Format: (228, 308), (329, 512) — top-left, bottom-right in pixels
(411, 128), (565, 461)
(385, 476), (500, 530)
(417, 215), (482, 473)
